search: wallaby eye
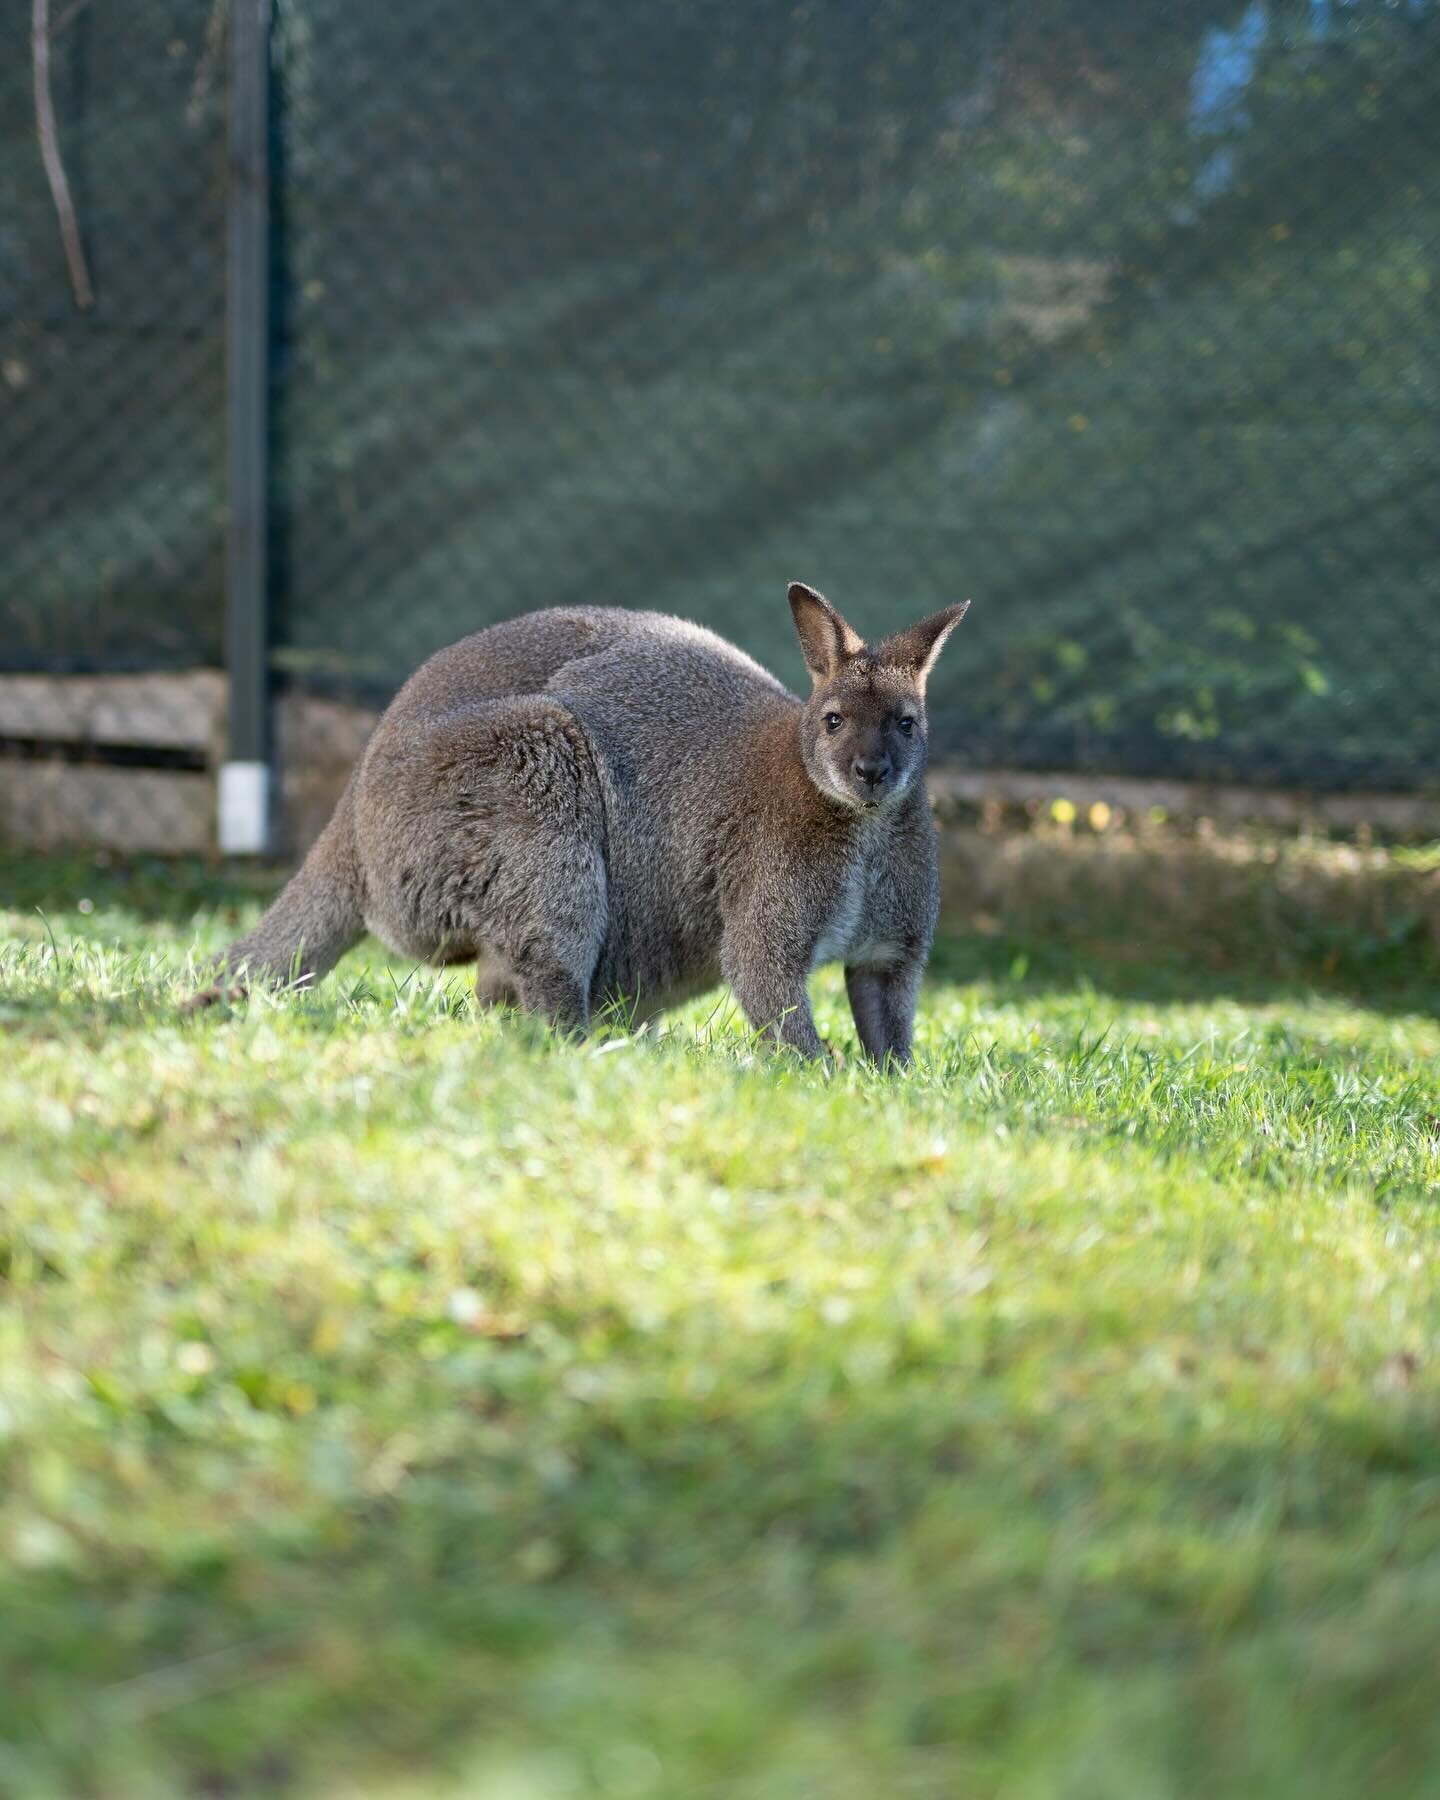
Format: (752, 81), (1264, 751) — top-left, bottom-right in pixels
(897, 716), (916, 736)
(823, 713), (844, 733)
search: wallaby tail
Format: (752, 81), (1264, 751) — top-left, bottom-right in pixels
(196, 783), (365, 1001)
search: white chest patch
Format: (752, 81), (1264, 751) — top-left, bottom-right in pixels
(810, 856), (867, 970)
(810, 818), (899, 972)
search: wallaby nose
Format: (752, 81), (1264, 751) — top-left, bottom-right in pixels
(853, 757), (892, 789)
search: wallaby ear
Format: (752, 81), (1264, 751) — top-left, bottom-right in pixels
(788, 582), (865, 684)
(877, 602), (970, 694)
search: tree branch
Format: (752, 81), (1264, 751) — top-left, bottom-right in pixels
(187, 0), (228, 128)
(32, 0), (94, 310)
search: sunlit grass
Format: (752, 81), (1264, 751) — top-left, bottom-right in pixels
(2, 855), (1439, 1798)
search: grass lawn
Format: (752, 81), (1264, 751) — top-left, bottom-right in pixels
(2, 850), (1439, 1799)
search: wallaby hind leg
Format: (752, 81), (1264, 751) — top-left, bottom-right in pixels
(473, 953), (521, 1011)
(456, 704), (607, 1037)
(515, 963), (591, 1036)
(360, 698), (607, 1036)
(190, 784), (365, 1004)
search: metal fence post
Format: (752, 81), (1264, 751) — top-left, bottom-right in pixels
(220, 0), (273, 854)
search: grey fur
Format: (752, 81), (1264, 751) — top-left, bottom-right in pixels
(200, 586), (968, 1064)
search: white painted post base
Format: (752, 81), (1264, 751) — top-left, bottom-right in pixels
(218, 759), (271, 854)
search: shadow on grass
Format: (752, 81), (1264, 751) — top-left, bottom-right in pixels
(0, 851), (283, 933)
(926, 930), (1440, 1021)
(3, 847), (1437, 1021)
(2, 1319), (1438, 1798)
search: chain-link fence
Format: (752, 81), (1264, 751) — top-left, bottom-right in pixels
(3, 0), (1438, 853)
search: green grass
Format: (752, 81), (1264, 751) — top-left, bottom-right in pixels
(2, 852), (1439, 1799)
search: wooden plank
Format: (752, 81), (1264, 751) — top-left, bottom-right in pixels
(275, 691), (378, 854)
(0, 671), (225, 753)
(0, 682), (376, 856)
(0, 762), (213, 853)
(927, 764), (1440, 837)
(934, 820), (1440, 953)
(1, 677), (1432, 854)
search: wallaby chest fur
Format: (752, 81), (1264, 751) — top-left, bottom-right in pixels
(211, 587), (968, 1063)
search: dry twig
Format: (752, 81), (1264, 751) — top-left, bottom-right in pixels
(32, 0), (94, 310)
(187, 0), (229, 128)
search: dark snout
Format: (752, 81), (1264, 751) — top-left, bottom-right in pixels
(853, 755), (893, 794)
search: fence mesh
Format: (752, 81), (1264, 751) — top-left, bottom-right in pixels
(1, 0), (227, 672)
(2, 0), (1439, 848)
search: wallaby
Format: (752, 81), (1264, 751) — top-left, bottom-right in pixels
(199, 585), (968, 1064)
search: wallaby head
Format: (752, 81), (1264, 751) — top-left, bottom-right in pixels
(787, 582), (969, 812)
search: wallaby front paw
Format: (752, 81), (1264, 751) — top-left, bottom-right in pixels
(181, 978), (249, 1014)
